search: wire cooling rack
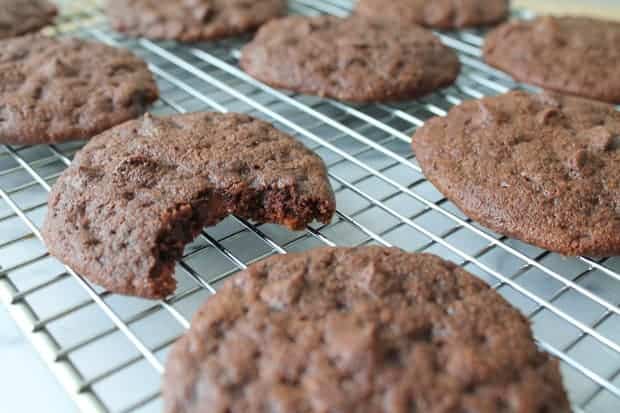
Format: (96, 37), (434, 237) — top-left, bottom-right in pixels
(1, 1), (619, 412)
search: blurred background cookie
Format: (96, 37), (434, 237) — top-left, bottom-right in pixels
(0, 35), (159, 144)
(106, 0), (286, 42)
(0, 0), (57, 40)
(484, 16), (620, 103)
(356, 0), (509, 29)
(241, 16), (460, 102)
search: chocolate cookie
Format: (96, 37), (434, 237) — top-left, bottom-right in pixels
(0, 0), (57, 40)
(240, 16), (461, 102)
(163, 246), (571, 413)
(106, 0), (286, 42)
(412, 91), (620, 256)
(484, 16), (620, 103)
(356, 0), (509, 29)
(0, 35), (159, 145)
(42, 112), (336, 299)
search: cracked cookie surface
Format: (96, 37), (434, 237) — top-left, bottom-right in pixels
(0, 0), (57, 39)
(412, 91), (620, 256)
(0, 35), (159, 145)
(356, 0), (509, 29)
(164, 246), (571, 413)
(240, 15), (460, 102)
(484, 16), (620, 103)
(42, 112), (335, 298)
(107, 0), (286, 42)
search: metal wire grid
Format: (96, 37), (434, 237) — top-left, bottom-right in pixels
(0, 0), (619, 411)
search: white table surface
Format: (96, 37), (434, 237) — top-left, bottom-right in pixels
(0, 305), (77, 413)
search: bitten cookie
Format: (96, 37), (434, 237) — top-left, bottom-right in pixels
(106, 0), (286, 42)
(484, 16), (620, 103)
(240, 16), (460, 102)
(163, 246), (572, 413)
(42, 112), (336, 299)
(412, 91), (620, 256)
(356, 0), (509, 29)
(0, 0), (57, 40)
(0, 35), (159, 145)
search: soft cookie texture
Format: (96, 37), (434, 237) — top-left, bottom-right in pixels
(484, 16), (620, 103)
(412, 91), (620, 256)
(42, 112), (336, 298)
(240, 15), (460, 102)
(356, 0), (509, 29)
(163, 246), (572, 413)
(0, 35), (159, 145)
(0, 0), (57, 39)
(106, 0), (286, 42)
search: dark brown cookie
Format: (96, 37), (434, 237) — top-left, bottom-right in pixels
(0, 0), (57, 40)
(412, 91), (620, 256)
(356, 0), (509, 29)
(106, 0), (286, 42)
(240, 16), (461, 102)
(0, 35), (159, 145)
(484, 16), (620, 103)
(163, 246), (572, 413)
(42, 112), (336, 299)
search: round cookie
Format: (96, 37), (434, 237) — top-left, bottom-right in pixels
(356, 0), (509, 29)
(163, 246), (571, 413)
(240, 16), (461, 102)
(0, 35), (159, 145)
(106, 0), (287, 42)
(0, 0), (57, 40)
(412, 91), (620, 256)
(484, 16), (620, 103)
(42, 112), (336, 299)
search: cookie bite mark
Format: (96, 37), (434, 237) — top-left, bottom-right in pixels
(42, 112), (335, 298)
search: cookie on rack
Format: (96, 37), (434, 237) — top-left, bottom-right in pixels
(0, 35), (159, 145)
(163, 246), (572, 413)
(42, 112), (336, 299)
(240, 15), (460, 102)
(0, 0), (57, 40)
(412, 90), (620, 256)
(106, 0), (287, 42)
(484, 16), (620, 103)
(356, 0), (509, 29)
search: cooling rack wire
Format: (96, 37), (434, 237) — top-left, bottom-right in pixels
(1, 0), (619, 412)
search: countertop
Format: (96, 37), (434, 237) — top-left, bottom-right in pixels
(514, 0), (620, 20)
(0, 306), (77, 413)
